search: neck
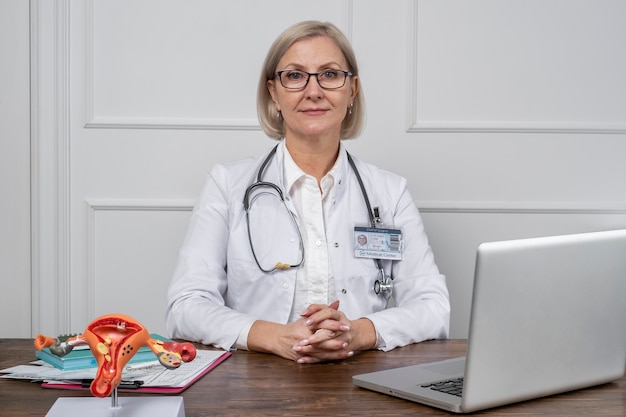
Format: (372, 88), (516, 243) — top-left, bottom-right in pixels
(284, 137), (340, 183)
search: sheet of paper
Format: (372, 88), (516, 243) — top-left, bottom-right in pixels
(1, 349), (228, 388)
(0, 364), (97, 380)
(119, 350), (226, 387)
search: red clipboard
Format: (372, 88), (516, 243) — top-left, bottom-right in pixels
(41, 350), (231, 394)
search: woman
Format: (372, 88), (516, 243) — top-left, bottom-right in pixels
(166, 21), (450, 363)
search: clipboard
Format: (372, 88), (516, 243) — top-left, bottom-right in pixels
(40, 350), (231, 394)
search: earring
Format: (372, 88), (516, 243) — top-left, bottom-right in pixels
(348, 104), (353, 116)
(276, 110), (282, 120)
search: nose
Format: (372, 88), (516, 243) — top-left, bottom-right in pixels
(304, 74), (324, 98)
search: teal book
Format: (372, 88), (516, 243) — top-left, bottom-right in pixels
(35, 333), (169, 370)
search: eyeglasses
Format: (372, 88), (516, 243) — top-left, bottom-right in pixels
(275, 69), (353, 90)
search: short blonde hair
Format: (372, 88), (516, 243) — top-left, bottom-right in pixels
(257, 21), (365, 140)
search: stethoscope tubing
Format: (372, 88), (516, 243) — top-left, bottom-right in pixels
(243, 144), (393, 298)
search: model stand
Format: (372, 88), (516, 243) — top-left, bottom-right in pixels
(46, 387), (186, 417)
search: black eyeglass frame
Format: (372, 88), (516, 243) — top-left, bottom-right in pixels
(275, 69), (353, 90)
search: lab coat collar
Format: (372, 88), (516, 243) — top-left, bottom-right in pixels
(277, 140), (350, 201)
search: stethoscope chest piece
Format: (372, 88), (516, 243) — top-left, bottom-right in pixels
(374, 271), (393, 299)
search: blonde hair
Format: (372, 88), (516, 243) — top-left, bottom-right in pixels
(257, 21), (365, 140)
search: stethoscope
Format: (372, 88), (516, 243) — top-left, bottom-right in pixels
(242, 144), (394, 299)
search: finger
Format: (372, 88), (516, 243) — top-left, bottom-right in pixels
(296, 354), (322, 364)
(304, 310), (350, 331)
(319, 318), (351, 332)
(304, 306), (340, 324)
(311, 328), (338, 342)
(300, 303), (329, 317)
(307, 321), (350, 341)
(296, 329), (349, 350)
(300, 300), (340, 318)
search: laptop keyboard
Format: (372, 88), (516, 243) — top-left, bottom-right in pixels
(421, 377), (464, 397)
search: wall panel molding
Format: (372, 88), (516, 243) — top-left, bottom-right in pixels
(407, 120), (626, 135)
(83, 0), (355, 131)
(85, 199), (194, 320)
(406, 1), (626, 135)
(417, 200), (626, 215)
(84, 116), (262, 131)
(30, 0), (72, 336)
(86, 199), (195, 212)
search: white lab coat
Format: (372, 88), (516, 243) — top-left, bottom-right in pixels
(166, 141), (450, 351)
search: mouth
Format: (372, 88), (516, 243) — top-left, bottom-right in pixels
(300, 108), (328, 116)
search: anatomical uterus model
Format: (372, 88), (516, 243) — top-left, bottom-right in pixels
(34, 313), (196, 397)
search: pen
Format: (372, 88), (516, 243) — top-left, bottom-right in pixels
(80, 379), (144, 389)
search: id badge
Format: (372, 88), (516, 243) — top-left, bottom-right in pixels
(354, 226), (403, 260)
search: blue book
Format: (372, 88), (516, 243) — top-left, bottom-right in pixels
(35, 333), (169, 370)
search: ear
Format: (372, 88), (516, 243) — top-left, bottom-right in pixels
(267, 79), (280, 112)
(349, 75), (359, 102)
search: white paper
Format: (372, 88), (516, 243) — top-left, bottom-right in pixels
(1, 349), (227, 388)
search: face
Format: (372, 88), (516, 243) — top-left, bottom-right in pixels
(268, 36), (358, 143)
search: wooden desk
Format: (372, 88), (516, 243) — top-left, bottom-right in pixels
(1, 338), (624, 416)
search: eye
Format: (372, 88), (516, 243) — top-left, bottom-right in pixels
(285, 70), (306, 80)
(320, 70), (340, 80)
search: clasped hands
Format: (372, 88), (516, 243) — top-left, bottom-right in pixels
(290, 300), (374, 364)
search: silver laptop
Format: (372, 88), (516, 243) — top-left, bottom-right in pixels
(353, 229), (626, 413)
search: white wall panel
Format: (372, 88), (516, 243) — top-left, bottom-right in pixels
(410, 0), (626, 133)
(86, 0), (353, 129)
(0, 0), (31, 337)
(87, 201), (192, 335)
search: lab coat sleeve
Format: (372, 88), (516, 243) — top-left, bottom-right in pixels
(362, 170), (450, 351)
(165, 163), (257, 350)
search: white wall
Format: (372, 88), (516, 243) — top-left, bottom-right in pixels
(12, 0), (626, 339)
(0, 0), (31, 337)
